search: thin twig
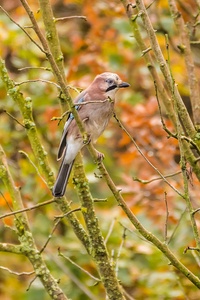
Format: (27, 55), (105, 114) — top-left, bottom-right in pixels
(51, 110), (70, 125)
(15, 79), (61, 89)
(119, 222), (150, 244)
(0, 191), (13, 212)
(164, 192), (169, 243)
(154, 80), (177, 139)
(192, 207), (200, 215)
(167, 208), (187, 244)
(73, 99), (110, 106)
(51, 98), (112, 123)
(93, 198), (107, 202)
(40, 217), (62, 253)
(55, 16), (87, 22)
(177, 0), (199, 17)
(26, 275), (37, 291)
(47, 253), (99, 300)
(58, 249), (101, 282)
(122, 0), (200, 181)
(184, 246), (200, 253)
(141, 47), (152, 56)
(0, 199), (56, 220)
(170, 58), (200, 252)
(19, 0), (91, 256)
(168, 0), (200, 128)
(134, 0), (196, 139)
(122, 288), (136, 300)
(3, 110), (25, 128)
(105, 218), (116, 244)
(18, 66), (51, 72)
(113, 112), (184, 198)
(19, 150), (48, 186)
(181, 136), (200, 153)
(182, 158), (200, 250)
(0, 266), (34, 276)
(190, 249), (200, 268)
(39, 205), (79, 253)
(115, 228), (127, 277)
(133, 171), (181, 184)
(146, 0), (157, 10)
(54, 207), (82, 219)
(0, 6), (45, 53)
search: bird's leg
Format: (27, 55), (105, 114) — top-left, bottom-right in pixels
(82, 136), (104, 161)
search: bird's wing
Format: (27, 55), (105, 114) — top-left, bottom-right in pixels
(57, 90), (86, 160)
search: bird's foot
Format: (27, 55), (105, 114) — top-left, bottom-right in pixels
(94, 149), (105, 161)
(83, 133), (91, 145)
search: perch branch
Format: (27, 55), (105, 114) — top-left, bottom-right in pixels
(73, 154), (126, 300)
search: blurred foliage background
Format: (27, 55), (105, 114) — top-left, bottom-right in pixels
(0, 0), (200, 299)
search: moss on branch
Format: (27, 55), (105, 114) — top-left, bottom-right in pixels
(73, 154), (126, 300)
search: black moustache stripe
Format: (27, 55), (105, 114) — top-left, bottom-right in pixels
(106, 85), (117, 92)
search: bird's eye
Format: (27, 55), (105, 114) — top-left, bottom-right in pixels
(106, 79), (114, 85)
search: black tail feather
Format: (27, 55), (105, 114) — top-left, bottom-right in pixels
(52, 159), (74, 197)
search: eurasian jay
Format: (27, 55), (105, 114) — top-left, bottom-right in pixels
(52, 72), (130, 197)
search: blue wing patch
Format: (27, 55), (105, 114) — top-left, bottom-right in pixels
(69, 97), (84, 120)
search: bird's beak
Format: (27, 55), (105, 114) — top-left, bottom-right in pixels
(118, 81), (130, 88)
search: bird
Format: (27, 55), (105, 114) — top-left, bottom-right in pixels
(52, 72), (130, 197)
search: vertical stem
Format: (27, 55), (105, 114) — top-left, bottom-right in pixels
(174, 101), (200, 252)
(19, 0), (83, 131)
(168, 0), (200, 130)
(38, 0), (68, 111)
(122, 1), (176, 125)
(121, 0), (200, 179)
(0, 58), (54, 187)
(94, 156), (200, 288)
(73, 155), (125, 300)
(134, 0), (197, 141)
(39, 0), (65, 75)
(0, 145), (68, 300)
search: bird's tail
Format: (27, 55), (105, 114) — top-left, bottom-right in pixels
(52, 159), (74, 197)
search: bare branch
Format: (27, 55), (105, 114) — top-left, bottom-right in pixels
(115, 228), (127, 277)
(167, 208), (187, 244)
(55, 16), (87, 22)
(0, 6), (45, 53)
(130, 0), (197, 139)
(0, 266), (34, 276)
(47, 253), (100, 300)
(3, 110), (25, 128)
(168, 0), (200, 129)
(113, 112), (184, 198)
(58, 249), (100, 282)
(164, 192), (169, 243)
(54, 207), (81, 220)
(184, 246), (200, 253)
(19, 151), (48, 186)
(18, 66), (51, 72)
(105, 219), (116, 244)
(133, 171), (181, 184)
(0, 199), (56, 220)
(15, 79), (61, 89)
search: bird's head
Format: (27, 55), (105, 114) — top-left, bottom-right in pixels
(92, 72), (130, 98)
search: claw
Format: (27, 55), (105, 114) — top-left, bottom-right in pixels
(95, 149), (104, 161)
(83, 134), (91, 145)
